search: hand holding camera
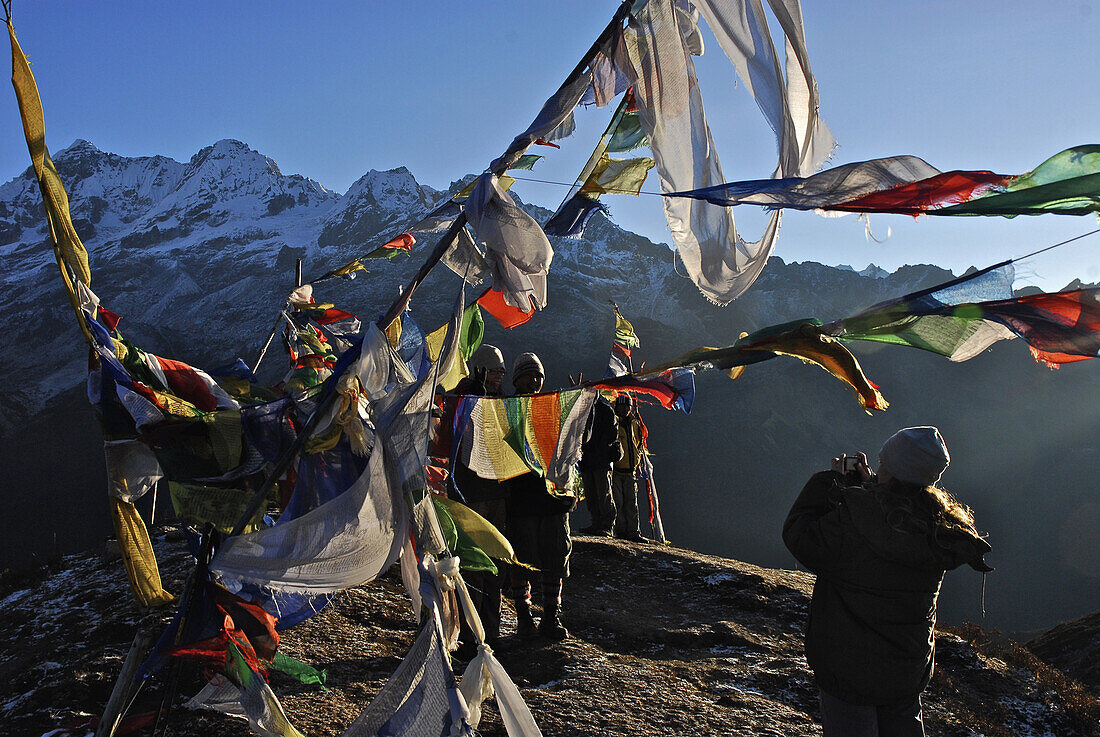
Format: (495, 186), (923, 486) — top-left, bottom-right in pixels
(831, 452), (874, 483)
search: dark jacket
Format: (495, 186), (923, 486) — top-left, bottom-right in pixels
(578, 397), (618, 471)
(783, 471), (992, 705)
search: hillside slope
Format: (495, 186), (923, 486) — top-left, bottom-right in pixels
(2, 531), (1097, 737)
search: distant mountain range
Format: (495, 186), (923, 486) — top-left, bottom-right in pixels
(2, 139), (1097, 633)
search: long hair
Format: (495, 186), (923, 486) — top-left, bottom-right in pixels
(879, 477), (978, 540)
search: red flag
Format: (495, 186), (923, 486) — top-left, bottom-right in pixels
(97, 306), (121, 331)
(156, 356), (220, 411)
(476, 288), (536, 329)
(381, 232), (415, 251)
(318, 307), (358, 325)
(534, 138), (561, 149)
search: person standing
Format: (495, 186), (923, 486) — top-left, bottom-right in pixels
(505, 352), (574, 640)
(577, 394), (618, 536)
(611, 394), (646, 542)
(449, 344), (508, 655)
(783, 426), (993, 737)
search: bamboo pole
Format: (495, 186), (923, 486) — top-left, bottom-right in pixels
(95, 629), (154, 737)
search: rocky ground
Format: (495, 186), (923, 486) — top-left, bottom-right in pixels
(2, 529), (1097, 737)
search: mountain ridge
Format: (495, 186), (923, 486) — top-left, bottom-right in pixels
(2, 138), (1098, 636)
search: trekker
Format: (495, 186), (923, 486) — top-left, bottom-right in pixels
(783, 426), (992, 737)
(454, 344), (507, 396)
(505, 352), (574, 641)
(577, 393), (618, 537)
(611, 394), (646, 542)
(448, 344), (508, 657)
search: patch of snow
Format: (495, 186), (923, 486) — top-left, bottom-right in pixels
(0, 589), (30, 607)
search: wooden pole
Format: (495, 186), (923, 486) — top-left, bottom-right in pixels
(95, 629), (154, 737)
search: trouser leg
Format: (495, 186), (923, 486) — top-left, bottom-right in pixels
(612, 472), (640, 537)
(538, 575), (568, 640)
(819, 689), (878, 737)
(582, 468), (615, 531)
(876, 696), (925, 737)
(467, 499), (506, 642)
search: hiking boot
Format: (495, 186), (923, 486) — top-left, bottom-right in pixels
(539, 606), (569, 641)
(625, 533), (648, 543)
(515, 600), (538, 638)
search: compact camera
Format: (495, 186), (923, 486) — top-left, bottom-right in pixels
(842, 455), (861, 474)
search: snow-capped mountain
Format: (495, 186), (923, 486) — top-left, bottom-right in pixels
(0, 138), (936, 424)
(2, 140), (1098, 636)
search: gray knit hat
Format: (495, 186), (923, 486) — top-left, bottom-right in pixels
(468, 344), (505, 373)
(878, 426), (950, 486)
(512, 352), (544, 380)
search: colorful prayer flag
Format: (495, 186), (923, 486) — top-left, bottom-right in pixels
(670, 146), (1100, 218)
(837, 266), (1100, 367)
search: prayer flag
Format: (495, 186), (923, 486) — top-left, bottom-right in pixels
(578, 154), (655, 196)
(108, 497), (176, 607)
(606, 110), (648, 153)
(476, 287), (536, 329)
(839, 281), (1100, 367)
(9, 22), (93, 338)
(543, 194), (609, 239)
(590, 368), (695, 414)
(671, 146), (1100, 218)
(432, 495), (517, 568)
(508, 154), (544, 171)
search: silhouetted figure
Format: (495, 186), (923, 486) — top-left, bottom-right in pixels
(505, 352), (573, 641)
(449, 344), (508, 657)
(784, 426), (992, 737)
(577, 394), (618, 537)
(611, 394), (646, 542)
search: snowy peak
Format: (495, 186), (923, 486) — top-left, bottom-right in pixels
(135, 139), (335, 229)
(319, 166), (432, 249)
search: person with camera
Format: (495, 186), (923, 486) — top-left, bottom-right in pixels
(783, 426), (992, 737)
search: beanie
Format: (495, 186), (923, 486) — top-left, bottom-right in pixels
(512, 352), (544, 381)
(468, 344), (505, 373)
(878, 426), (950, 486)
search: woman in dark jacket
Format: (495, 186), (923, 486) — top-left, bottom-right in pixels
(783, 426), (992, 737)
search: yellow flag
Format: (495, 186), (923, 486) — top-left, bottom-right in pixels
(386, 315), (402, 348)
(332, 259), (366, 277)
(433, 495), (518, 565)
(454, 174), (516, 201)
(109, 497), (176, 608)
(425, 320), (469, 391)
(9, 23), (93, 288)
(579, 154), (655, 196)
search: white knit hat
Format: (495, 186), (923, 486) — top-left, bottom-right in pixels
(468, 344), (505, 373)
(878, 426), (950, 486)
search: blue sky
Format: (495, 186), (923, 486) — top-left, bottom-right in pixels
(4, 1), (1099, 291)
